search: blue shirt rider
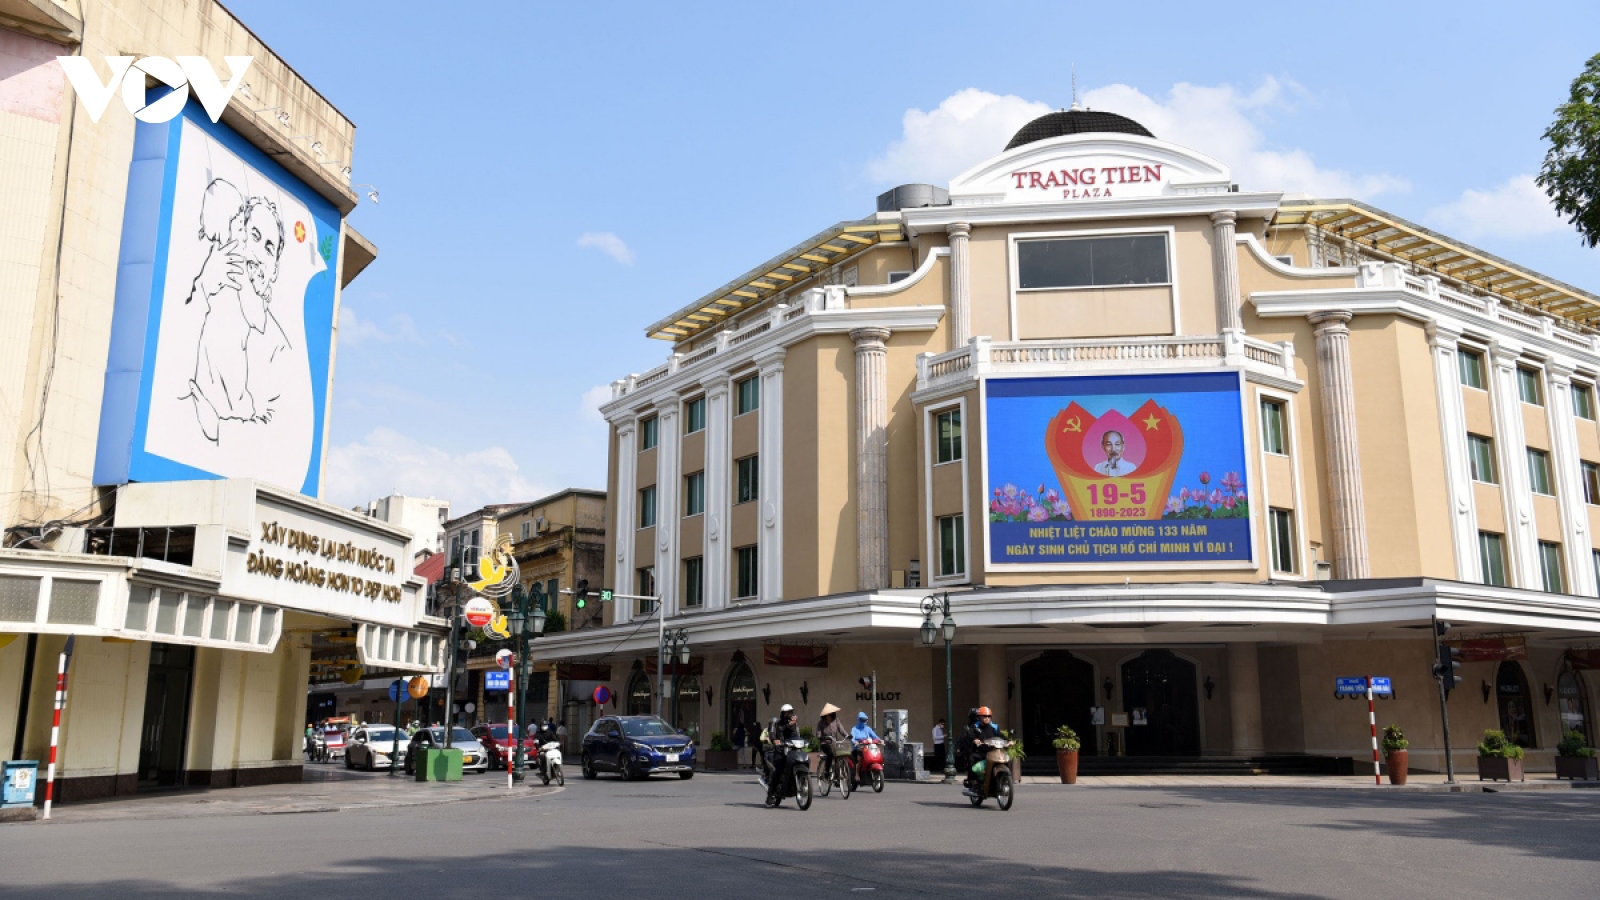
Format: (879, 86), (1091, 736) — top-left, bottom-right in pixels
(849, 712), (880, 779)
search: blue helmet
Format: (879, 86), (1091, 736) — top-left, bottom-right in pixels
(857, 712), (869, 722)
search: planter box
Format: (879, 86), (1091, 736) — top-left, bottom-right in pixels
(703, 749), (739, 771)
(1056, 749), (1080, 784)
(1385, 749), (1408, 786)
(1477, 756), (1524, 782)
(1556, 756), (1600, 781)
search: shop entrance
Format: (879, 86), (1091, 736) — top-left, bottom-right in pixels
(725, 661), (757, 748)
(1019, 651), (1097, 758)
(1121, 649), (1200, 756)
(138, 643), (194, 787)
(625, 668), (652, 716)
(1496, 661), (1536, 747)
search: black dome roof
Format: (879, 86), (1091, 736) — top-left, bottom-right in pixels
(1005, 108), (1154, 151)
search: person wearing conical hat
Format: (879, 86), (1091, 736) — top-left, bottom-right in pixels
(817, 702), (848, 755)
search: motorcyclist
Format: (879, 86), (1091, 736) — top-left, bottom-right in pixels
(849, 711), (881, 774)
(963, 706), (1003, 791)
(765, 704), (800, 804)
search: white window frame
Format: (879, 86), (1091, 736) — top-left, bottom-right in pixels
(924, 397), (971, 587)
(1006, 226), (1180, 341)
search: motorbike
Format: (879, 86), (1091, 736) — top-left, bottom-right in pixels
(963, 736), (1016, 811)
(536, 739), (564, 786)
(849, 738), (886, 793)
(757, 738), (813, 809)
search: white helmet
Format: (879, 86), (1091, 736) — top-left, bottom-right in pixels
(779, 703), (795, 713)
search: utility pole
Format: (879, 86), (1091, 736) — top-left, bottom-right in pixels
(442, 556), (461, 749)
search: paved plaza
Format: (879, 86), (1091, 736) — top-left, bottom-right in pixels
(4, 769), (1599, 898)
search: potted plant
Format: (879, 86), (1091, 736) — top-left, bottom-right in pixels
(1556, 730), (1599, 781)
(1476, 729), (1526, 782)
(704, 732), (738, 771)
(1380, 724), (1409, 786)
(800, 726), (821, 773)
(1053, 725), (1082, 784)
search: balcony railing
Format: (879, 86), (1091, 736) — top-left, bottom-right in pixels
(916, 332), (1296, 393)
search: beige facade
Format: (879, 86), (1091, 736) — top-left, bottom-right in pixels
(0, 1), (425, 802)
(533, 110), (1600, 774)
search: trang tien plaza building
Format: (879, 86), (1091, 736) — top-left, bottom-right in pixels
(532, 106), (1600, 774)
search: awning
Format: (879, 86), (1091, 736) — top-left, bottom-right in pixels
(1273, 200), (1600, 322)
(645, 219), (905, 342)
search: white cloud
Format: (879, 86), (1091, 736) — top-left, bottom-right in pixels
(577, 231), (635, 266)
(324, 427), (546, 513)
(1428, 174), (1567, 242)
(338, 305), (421, 347)
(580, 383), (613, 424)
(866, 88), (1050, 185)
(865, 80), (1407, 199)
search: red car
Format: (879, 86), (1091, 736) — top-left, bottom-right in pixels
(471, 723), (541, 770)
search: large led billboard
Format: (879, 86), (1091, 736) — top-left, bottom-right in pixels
(95, 96), (339, 496)
(984, 372), (1253, 568)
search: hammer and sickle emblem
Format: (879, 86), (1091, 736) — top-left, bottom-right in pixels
(1062, 416), (1082, 433)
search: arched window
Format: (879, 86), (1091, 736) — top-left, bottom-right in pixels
(1495, 660), (1536, 747)
(625, 668), (652, 716)
(676, 675), (701, 743)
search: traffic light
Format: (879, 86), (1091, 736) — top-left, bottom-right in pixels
(574, 579), (589, 609)
(1433, 643), (1463, 694)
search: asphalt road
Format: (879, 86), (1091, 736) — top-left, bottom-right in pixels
(4, 771), (1599, 898)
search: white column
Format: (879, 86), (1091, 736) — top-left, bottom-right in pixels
(1545, 363), (1594, 594)
(1309, 311), (1370, 579)
(756, 349), (786, 603)
(946, 223), (971, 349)
(1427, 322), (1482, 582)
(852, 326), (892, 590)
(1210, 210), (1242, 333)
(1227, 643), (1264, 757)
(1488, 342), (1542, 588)
(654, 404), (680, 616)
(701, 379), (732, 610)
(612, 419), (638, 623)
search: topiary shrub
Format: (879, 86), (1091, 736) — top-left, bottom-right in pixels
(1381, 724), (1409, 752)
(1478, 729), (1526, 759)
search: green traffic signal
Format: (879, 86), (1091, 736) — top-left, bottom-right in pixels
(575, 579), (589, 609)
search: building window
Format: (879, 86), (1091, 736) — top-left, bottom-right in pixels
(1479, 532), (1508, 587)
(1261, 399), (1287, 455)
(736, 455), (759, 504)
(684, 472), (705, 516)
(736, 376), (760, 415)
(1576, 384), (1597, 421)
(636, 567), (656, 614)
(682, 557), (704, 608)
(1269, 508), (1296, 573)
(684, 396), (706, 433)
(638, 486), (656, 529)
(887, 270), (913, 284)
(1584, 462), (1600, 505)
(1016, 234), (1170, 289)
(640, 416), (658, 451)
(1593, 550), (1600, 597)
(735, 546), (758, 599)
(1517, 366), (1543, 406)
(1527, 448), (1554, 495)
(1467, 434), (1497, 484)
(1540, 541), (1565, 593)
(1458, 348), (1486, 390)
(520, 522), (530, 540)
(936, 514), (965, 577)
(936, 409), (963, 464)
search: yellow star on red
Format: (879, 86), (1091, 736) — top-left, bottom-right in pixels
(1143, 413), (1161, 430)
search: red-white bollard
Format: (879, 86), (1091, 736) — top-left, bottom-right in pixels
(1367, 676), (1381, 786)
(43, 636), (76, 820)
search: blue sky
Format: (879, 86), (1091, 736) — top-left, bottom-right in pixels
(223, 0), (1600, 513)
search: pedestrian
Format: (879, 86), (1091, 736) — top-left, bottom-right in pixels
(557, 719), (569, 751)
(933, 718), (947, 770)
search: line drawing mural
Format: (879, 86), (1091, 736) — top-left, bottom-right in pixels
(182, 178), (291, 442)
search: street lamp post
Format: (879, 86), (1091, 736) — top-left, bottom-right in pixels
(920, 593), (957, 783)
(659, 627), (690, 724)
(442, 556), (463, 749)
(505, 581), (548, 782)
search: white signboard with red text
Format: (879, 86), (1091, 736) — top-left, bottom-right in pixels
(947, 133), (1233, 207)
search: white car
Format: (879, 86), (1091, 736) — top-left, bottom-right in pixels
(346, 725), (410, 771)
(405, 726), (491, 774)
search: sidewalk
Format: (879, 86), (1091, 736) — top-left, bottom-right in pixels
(9, 764), (556, 825)
(998, 772), (1600, 791)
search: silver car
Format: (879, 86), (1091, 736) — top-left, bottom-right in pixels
(346, 725), (409, 771)
(405, 726), (490, 774)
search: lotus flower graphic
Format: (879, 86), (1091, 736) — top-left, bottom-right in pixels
(1044, 399), (1184, 520)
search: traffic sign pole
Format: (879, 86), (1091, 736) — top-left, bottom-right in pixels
(1367, 676), (1381, 786)
(42, 636), (75, 820)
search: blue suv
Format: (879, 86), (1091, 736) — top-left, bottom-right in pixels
(581, 716), (696, 780)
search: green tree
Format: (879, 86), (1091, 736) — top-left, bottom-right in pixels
(1538, 52), (1600, 247)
